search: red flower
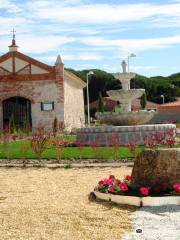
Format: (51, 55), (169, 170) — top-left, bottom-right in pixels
(119, 182), (128, 192)
(109, 175), (115, 180)
(139, 187), (150, 196)
(98, 180), (104, 185)
(173, 183), (180, 193)
(125, 175), (132, 181)
(109, 184), (115, 193)
(116, 179), (121, 184)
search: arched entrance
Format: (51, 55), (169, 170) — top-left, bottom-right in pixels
(3, 97), (32, 131)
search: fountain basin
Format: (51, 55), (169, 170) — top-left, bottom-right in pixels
(96, 111), (154, 126)
(113, 72), (136, 80)
(107, 89), (145, 103)
(76, 124), (176, 146)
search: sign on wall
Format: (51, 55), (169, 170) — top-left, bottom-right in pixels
(41, 102), (54, 111)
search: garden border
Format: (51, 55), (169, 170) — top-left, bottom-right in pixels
(91, 191), (180, 207)
(0, 162), (134, 168)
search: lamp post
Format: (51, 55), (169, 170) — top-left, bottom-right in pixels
(160, 94), (165, 104)
(86, 71), (94, 127)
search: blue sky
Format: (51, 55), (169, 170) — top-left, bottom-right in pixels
(1, 0), (180, 76)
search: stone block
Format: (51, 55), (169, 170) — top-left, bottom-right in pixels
(131, 148), (180, 189)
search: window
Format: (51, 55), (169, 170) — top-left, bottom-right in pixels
(41, 102), (54, 111)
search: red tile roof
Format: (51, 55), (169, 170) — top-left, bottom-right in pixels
(158, 99), (180, 107)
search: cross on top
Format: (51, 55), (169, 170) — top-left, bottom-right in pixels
(11, 28), (16, 40)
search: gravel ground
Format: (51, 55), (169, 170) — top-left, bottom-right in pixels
(0, 167), (135, 240)
(122, 205), (180, 240)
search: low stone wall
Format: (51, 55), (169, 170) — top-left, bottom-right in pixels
(76, 124), (176, 146)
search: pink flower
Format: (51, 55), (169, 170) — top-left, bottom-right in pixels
(125, 175), (132, 181)
(139, 187), (150, 196)
(173, 183), (180, 193)
(119, 182), (128, 192)
(103, 178), (112, 186)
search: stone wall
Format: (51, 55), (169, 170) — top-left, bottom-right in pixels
(64, 72), (85, 131)
(77, 124), (176, 146)
(0, 79), (64, 130)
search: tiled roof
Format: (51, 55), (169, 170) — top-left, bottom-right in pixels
(158, 99), (180, 107)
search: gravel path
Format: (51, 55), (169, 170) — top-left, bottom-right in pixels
(123, 205), (180, 240)
(0, 167), (134, 240)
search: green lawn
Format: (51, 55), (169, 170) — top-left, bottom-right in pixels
(0, 140), (143, 160)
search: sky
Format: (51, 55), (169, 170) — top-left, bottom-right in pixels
(1, 0), (180, 76)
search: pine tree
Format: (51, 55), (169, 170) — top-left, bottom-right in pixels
(97, 92), (105, 112)
(52, 117), (58, 137)
(140, 93), (147, 110)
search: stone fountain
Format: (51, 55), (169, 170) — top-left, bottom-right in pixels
(77, 61), (176, 146)
(96, 60), (154, 126)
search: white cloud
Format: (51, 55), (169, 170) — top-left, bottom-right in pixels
(0, 0), (22, 13)
(63, 53), (103, 61)
(18, 35), (75, 53)
(25, 1), (180, 25)
(39, 52), (103, 65)
(79, 35), (180, 53)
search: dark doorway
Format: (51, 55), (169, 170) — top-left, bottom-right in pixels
(3, 97), (32, 131)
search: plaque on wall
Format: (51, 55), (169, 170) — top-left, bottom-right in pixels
(41, 102), (54, 111)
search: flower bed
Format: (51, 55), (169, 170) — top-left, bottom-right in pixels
(94, 175), (180, 197)
(92, 175), (180, 207)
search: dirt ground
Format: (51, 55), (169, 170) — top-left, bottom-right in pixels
(0, 167), (135, 240)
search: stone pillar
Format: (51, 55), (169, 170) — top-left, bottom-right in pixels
(122, 102), (131, 112)
(121, 82), (130, 91)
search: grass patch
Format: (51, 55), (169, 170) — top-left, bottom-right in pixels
(0, 140), (143, 160)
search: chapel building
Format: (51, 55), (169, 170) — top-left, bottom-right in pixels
(0, 36), (86, 131)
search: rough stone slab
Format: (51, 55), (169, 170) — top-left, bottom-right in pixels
(131, 148), (180, 189)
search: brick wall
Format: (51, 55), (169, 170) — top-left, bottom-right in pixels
(0, 79), (64, 130)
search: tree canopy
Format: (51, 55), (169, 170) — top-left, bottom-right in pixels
(67, 68), (180, 104)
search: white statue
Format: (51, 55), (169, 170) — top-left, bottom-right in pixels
(121, 60), (127, 73)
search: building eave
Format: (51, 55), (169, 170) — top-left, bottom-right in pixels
(64, 70), (86, 88)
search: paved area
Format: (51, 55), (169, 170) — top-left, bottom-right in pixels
(123, 205), (180, 240)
